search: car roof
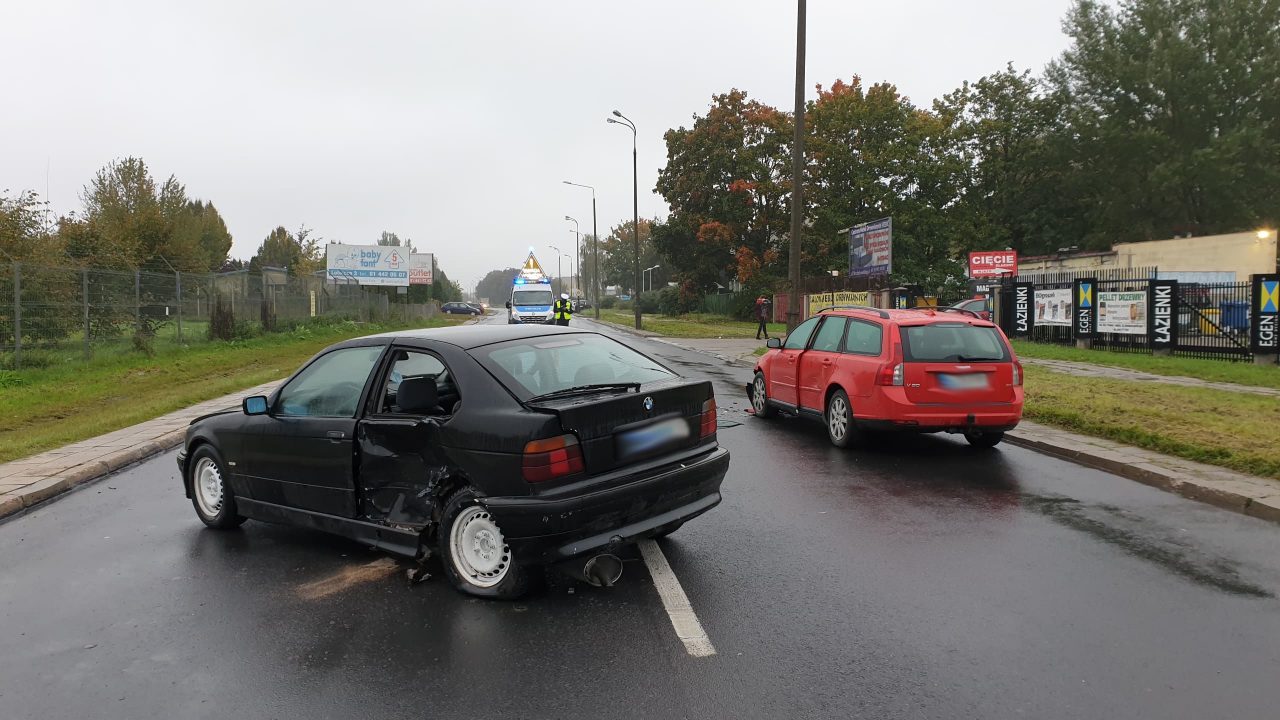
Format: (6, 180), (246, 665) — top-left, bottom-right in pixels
(358, 323), (593, 350)
(817, 307), (997, 328)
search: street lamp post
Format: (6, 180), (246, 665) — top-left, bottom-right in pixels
(563, 181), (600, 319)
(644, 264), (661, 292)
(608, 110), (641, 330)
(565, 216), (580, 298)
(549, 245), (564, 295)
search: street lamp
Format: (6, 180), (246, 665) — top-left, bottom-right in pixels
(644, 264), (661, 292)
(565, 215), (580, 297)
(548, 244), (564, 295)
(563, 180), (600, 319)
(608, 110), (641, 330)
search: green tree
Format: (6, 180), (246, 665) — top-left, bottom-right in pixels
(598, 219), (659, 293)
(249, 225), (322, 274)
(1050, 0), (1280, 241)
(0, 190), (61, 263)
(475, 267), (522, 305)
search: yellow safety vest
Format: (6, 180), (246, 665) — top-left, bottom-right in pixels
(555, 300), (572, 320)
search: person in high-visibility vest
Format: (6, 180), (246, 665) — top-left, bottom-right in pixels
(553, 293), (573, 326)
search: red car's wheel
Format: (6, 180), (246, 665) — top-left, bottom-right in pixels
(751, 372), (774, 418)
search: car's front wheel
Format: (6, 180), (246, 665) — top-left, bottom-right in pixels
(438, 487), (539, 599)
(187, 445), (246, 529)
(826, 389), (858, 448)
(750, 372), (774, 418)
(965, 430), (1004, 449)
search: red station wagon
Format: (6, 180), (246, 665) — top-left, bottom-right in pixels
(748, 306), (1024, 448)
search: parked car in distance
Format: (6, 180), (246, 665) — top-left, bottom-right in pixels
(949, 296), (992, 321)
(442, 301), (482, 315)
(464, 302), (486, 314)
(178, 325), (729, 599)
(749, 306), (1023, 448)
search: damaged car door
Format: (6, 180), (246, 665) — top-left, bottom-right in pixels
(356, 348), (459, 528)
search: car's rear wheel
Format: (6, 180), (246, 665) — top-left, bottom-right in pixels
(965, 430), (1004, 449)
(826, 389), (857, 448)
(439, 487), (539, 599)
(187, 446), (246, 529)
(751, 372), (774, 418)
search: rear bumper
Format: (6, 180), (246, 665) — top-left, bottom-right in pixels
(483, 446), (730, 564)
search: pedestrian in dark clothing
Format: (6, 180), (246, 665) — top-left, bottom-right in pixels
(755, 296), (772, 340)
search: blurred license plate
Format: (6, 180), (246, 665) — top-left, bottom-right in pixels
(938, 373), (989, 390)
(616, 417), (691, 461)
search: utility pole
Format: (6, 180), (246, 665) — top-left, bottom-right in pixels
(787, 0), (807, 332)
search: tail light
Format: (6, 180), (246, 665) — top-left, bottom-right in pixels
(700, 397), (718, 438)
(876, 340), (904, 386)
(522, 434), (584, 483)
(1013, 361), (1023, 386)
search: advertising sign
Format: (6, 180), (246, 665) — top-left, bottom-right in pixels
(1074, 278), (1097, 338)
(326, 243), (409, 286)
(1097, 291), (1147, 334)
(1148, 279), (1178, 348)
(1012, 282), (1034, 336)
(1034, 288), (1073, 327)
(807, 291), (870, 317)
(409, 253), (434, 285)
(1253, 274), (1279, 352)
(969, 251), (1019, 278)
(848, 218), (892, 278)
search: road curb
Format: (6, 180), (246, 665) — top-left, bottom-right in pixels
(1004, 430), (1280, 525)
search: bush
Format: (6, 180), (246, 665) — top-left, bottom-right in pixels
(636, 291), (661, 314)
(658, 286), (699, 316)
(599, 296), (617, 309)
(209, 294), (235, 341)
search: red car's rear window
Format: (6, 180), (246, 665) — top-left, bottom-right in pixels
(899, 323), (1010, 363)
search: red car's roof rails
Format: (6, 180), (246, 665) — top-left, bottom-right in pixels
(816, 305), (890, 319)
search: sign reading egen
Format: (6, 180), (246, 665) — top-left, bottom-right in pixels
(968, 251), (1018, 278)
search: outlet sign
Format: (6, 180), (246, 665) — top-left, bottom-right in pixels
(969, 251), (1018, 278)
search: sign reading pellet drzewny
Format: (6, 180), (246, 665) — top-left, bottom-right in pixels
(1097, 291), (1147, 334)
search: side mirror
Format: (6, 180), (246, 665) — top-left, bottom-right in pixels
(243, 396), (269, 415)
(766, 337), (782, 349)
(505, 301), (512, 309)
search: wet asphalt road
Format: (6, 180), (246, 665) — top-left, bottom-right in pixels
(2, 314), (1279, 719)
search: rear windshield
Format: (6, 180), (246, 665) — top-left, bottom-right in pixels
(512, 289), (553, 306)
(900, 324), (1010, 362)
(473, 333), (676, 399)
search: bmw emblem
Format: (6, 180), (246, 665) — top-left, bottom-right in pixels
(642, 396), (655, 412)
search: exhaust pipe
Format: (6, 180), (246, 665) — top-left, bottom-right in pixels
(557, 553), (624, 587)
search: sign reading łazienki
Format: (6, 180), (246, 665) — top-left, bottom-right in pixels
(848, 218), (892, 277)
(410, 253), (434, 285)
(326, 243), (410, 286)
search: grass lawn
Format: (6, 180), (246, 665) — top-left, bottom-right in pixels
(599, 310), (786, 339)
(1011, 340), (1280, 390)
(0, 316), (465, 463)
(1023, 366), (1280, 479)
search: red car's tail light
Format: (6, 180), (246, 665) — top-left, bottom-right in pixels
(700, 397), (718, 438)
(522, 434), (584, 483)
(1013, 361), (1023, 386)
(876, 340), (904, 386)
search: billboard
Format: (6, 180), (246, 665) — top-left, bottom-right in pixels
(969, 251), (1018, 278)
(325, 244), (409, 286)
(1074, 278), (1097, 338)
(410, 253), (434, 285)
(1034, 288), (1072, 326)
(1097, 291), (1147, 334)
(807, 291), (870, 317)
(1012, 282), (1033, 336)
(1253, 274), (1279, 352)
(1149, 279), (1178, 349)
(848, 218), (892, 278)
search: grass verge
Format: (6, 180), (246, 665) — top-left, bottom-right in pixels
(0, 316), (464, 463)
(599, 310), (786, 339)
(1011, 340), (1280, 390)
(1023, 366), (1280, 479)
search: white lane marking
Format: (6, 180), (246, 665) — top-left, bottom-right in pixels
(638, 539), (716, 657)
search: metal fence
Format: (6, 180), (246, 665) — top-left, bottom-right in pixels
(0, 262), (438, 368)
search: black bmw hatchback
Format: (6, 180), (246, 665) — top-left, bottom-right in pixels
(177, 324), (729, 598)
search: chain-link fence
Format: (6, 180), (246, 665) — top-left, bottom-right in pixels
(0, 262), (438, 369)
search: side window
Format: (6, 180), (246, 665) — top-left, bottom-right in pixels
(783, 317), (821, 350)
(277, 346), (384, 418)
(810, 317), (847, 352)
(843, 320), (883, 356)
(382, 350), (459, 415)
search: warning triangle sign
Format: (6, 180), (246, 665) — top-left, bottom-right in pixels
(522, 252), (544, 274)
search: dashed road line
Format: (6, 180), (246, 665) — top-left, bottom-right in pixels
(638, 539), (716, 658)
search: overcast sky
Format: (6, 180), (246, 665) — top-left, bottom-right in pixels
(2, 0), (1074, 290)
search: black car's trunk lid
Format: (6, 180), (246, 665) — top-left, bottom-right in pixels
(526, 378), (712, 475)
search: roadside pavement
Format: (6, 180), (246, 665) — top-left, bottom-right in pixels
(0, 380), (282, 521)
(1021, 357), (1280, 397)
